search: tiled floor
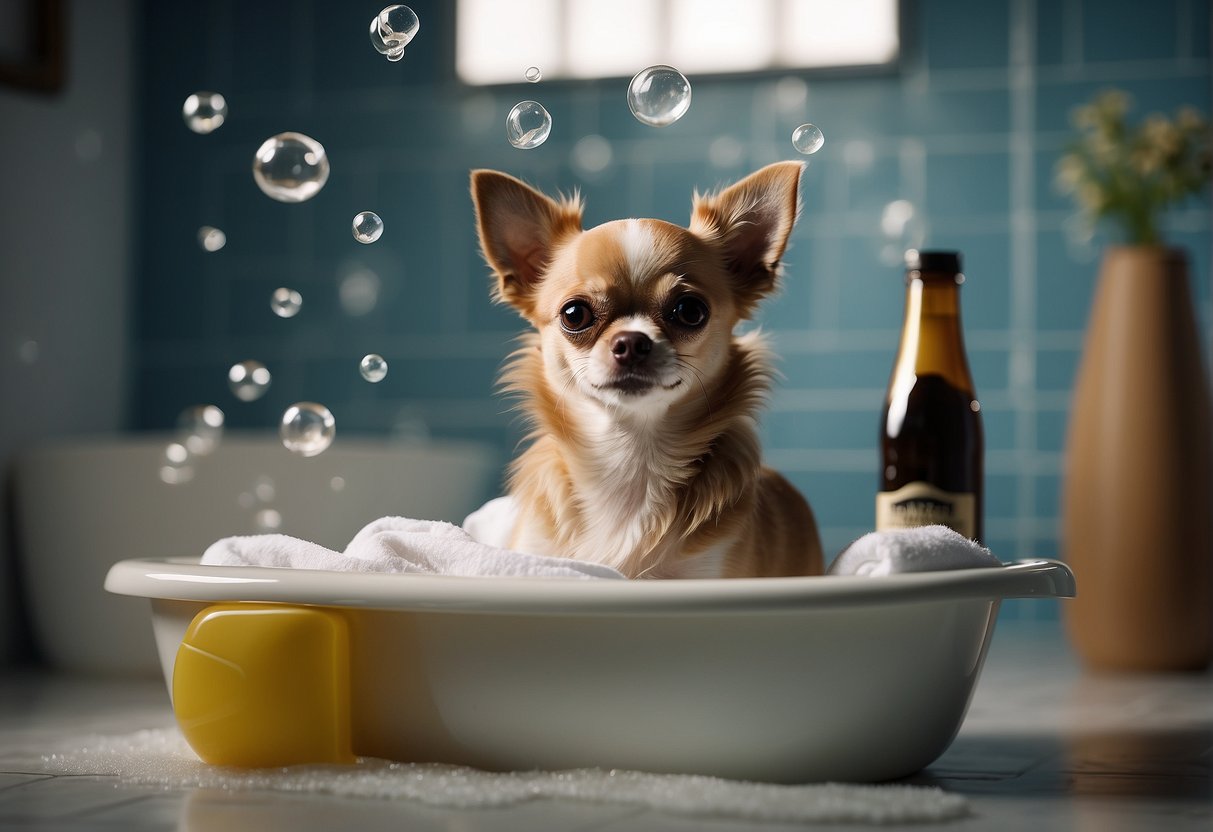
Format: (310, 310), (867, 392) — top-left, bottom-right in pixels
(0, 621), (1209, 831)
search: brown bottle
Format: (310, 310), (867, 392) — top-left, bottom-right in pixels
(878, 250), (984, 542)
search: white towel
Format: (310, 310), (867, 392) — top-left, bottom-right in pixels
(201, 509), (625, 580)
(828, 525), (1002, 576)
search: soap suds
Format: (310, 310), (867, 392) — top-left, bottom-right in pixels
(43, 728), (969, 824)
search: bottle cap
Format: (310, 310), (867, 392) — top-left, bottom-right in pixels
(904, 249), (962, 274)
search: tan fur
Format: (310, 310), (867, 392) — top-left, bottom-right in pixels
(471, 164), (824, 579)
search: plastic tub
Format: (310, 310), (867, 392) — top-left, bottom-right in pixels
(105, 556), (1074, 782)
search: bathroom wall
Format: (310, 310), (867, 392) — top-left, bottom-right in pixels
(130, 0), (1211, 617)
(0, 0), (135, 664)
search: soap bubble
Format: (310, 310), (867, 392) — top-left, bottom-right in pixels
(254, 508), (282, 531)
(627, 65), (691, 127)
(252, 132), (330, 203)
(506, 100), (552, 149)
(360, 353), (388, 383)
(159, 442), (195, 485)
(280, 402), (336, 457)
(369, 5), (419, 61)
(791, 123), (825, 155)
(253, 475), (276, 502)
(352, 211), (384, 244)
(182, 92), (227, 134)
(271, 287), (302, 318)
(338, 265), (381, 316)
(330, 476), (346, 492)
(177, 404), (225, 456)
(525, 66), (542, 83)
(571, 134), (613, 177)
(159, 465), (194, 485)
(880, 200), (916, 239)
(228, 360), (272, 402)
(198, 226), (226, 252)
(773, 76), (808, 113)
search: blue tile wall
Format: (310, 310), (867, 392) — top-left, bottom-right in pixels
(132, 0), (1211, 621)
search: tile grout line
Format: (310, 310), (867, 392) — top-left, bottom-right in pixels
(1009, 0), (1039, 582)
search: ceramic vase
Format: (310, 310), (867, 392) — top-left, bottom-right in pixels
(1062, 245), (1213, 672)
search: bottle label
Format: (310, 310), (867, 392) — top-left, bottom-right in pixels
(876, 482), (976, 540)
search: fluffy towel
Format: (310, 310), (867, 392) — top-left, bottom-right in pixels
(201, 512), (625, 580)
(828, 525), (1002, 576)
(461, 494), (520, 549)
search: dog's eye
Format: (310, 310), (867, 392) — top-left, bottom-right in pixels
(559, 301), (596, 332)
(669, 296), (709, 328)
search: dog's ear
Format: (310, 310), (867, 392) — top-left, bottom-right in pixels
(471, 169), (583, 316)
(689, 161), (804, 315)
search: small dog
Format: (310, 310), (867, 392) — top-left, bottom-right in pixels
(471, 162), (823, 579)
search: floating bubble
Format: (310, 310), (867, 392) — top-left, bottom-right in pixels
(159, 463), (195, 485)
(271, 287), (302, 318)
(506, 100), (552, 149)
(280, 402), (336, 457)
(791, 123), (825, 155)
(627, 65), (691, 127)
(159, 442), (195, 485)
(369, 5), (419, 61)
(164, 442), (190, 466)
(352, 211), (384, 244)
(360, 353), (388, 383)
(253, 475), (276, 503)
(330, 476), (346, 492)
(228, 360), (272, 402)
(880, 200), (916, 239)
(252, 132), (330, 203)
(177, 404), (225, 456)
(198, 226), (226, 252)
(338, 266), (381, 317)
(525, 66), (542, 83)
(161, 439), (196, 485)
(254, 508), (282, 531)
(571, 134), (613, 177)
(182, 92), (227, 134)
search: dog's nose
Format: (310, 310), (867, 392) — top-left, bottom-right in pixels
(611, 331), (652, 367)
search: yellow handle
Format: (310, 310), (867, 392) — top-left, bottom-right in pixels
(173, 603), (355, 767)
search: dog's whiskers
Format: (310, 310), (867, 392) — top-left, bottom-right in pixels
(676, 356), (713, 420)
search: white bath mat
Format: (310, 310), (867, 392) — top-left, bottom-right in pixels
(43, 728), (968, 825)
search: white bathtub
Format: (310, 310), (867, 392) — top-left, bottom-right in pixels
(105, 556), (1074, 782)
(14, 433), (498, 674)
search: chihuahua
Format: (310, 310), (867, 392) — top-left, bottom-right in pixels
(471, 162), (823, 579)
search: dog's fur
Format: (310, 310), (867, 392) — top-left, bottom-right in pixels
(471, 162), (823, 579)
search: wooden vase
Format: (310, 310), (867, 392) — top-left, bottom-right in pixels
(1062, 245), (1213, 672)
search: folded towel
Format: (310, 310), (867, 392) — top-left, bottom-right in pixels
(828, 525), (1001, 576)
(201, 512), (625, 580)
(461, 494), (519, 549)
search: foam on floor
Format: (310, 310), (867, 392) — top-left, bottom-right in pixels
(43, 728), (969, 824)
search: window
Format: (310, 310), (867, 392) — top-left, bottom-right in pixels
(456, 0), (900, 85)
